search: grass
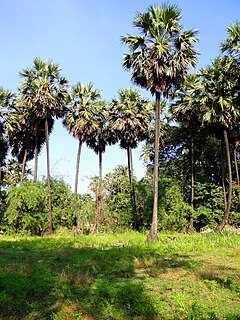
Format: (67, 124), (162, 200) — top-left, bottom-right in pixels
(0, 230), (239, 319)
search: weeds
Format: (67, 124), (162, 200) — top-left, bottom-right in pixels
(0, 231), (239, 319)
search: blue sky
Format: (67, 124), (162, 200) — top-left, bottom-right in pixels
(1, 0), (240, 193)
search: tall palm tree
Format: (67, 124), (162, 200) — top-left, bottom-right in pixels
(109, 88), (151, 230)
(221, 21), (240, 207)
(171, 73), (202, 229)
(63, 82), (101, 212)
(19, 58), (69, 234)
(200, 57), (240, 231)
(122, 4), (198, 240)
(0, 87), (15, 187)
(86, 100), (111, 234)
(87, 100), (110, 181)
(0, 87), (14, 191)
(6, 102), (54, 182)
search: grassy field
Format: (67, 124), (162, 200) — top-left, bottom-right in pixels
(0, 230), (239, 320)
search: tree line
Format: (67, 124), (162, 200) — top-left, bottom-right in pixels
(0, 4), (240, 238)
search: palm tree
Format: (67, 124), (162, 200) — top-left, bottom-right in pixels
(109, 88), (151, 230)
(171, 73), (202, 229)
(86, 100), (111, 234)
(221, 21), (240, 58)
(200, 57), (240, 231)
(87, 100), (110, 181)
(221, 21), (240, 208)
(6, 102), (54, 182)
(122, 4), (198, 240)
(0, 87), (15, 187)
(19, 58), (69, 234)
(63, 82), (101, 213)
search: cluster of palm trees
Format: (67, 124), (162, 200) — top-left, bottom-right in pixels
(171, 22), (240, 232)
(0, 60), (154, 234)
(1, 3), (239, 238)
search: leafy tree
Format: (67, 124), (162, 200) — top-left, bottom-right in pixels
(122, 4), (198, 240)
(4, 180), (48, 235)
(19, 58), (69, 234)
(109, 88), (151, 230)
(104, 165), (133, 230)
(43, 177), (75, 229)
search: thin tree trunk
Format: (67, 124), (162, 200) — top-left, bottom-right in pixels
(147, 92), (161, 241)
(74, 140), (82, 210)
(92, 150), (103, 235)
(20, 149), (28, 183)
(189, 130), (194, 230)
(127, 146), (138, 231)
(221, 137), (227, 211)
(45, 117), (53, 234)
(233, 141), (240, 206)
(99, 149), (103, 182)
(34, 135), (39, 182)
(215, 129), (232, 232)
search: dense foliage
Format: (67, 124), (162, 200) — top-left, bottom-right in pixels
(0, 4), (240, 235)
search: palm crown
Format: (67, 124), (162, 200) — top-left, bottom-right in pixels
(122, 4), (198, 96)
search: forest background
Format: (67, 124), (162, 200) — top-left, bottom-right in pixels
(1, 0), (240, 236)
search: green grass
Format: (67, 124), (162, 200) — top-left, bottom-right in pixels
(0, 230), (239, 319)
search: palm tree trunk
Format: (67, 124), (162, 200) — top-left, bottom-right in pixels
(92, 150), (103, 235)
(20, 149), (28, 183)
(233, 141), (240, 206)
(34, 135), (39, 182)
(189, 130), (194, 229)
(147, 92), (161, 241)
(127, 146), (138, 231)
(45, 117), (53, 234)
(99, 148), (103, 182)
(215, 129), (232, 232)
(74, 140), (83, 209)
(221, 137), (227, 211)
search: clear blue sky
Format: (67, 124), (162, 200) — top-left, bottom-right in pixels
(1, 0), (240, 193)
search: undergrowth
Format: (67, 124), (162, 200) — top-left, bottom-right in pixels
(0, 230), (239, 319)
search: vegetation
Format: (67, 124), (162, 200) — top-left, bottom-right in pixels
(0, 231), (239, 320)
(0, 3), (240, 317)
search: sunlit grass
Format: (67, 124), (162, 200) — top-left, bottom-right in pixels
(0, 230), (239, 319)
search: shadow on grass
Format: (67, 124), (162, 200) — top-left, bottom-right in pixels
(0, 238), (157, 320)
(0, 237), (239, 320)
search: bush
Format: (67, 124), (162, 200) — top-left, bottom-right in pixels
(4, 180), (48, 235)
(46, 177), (75, 229)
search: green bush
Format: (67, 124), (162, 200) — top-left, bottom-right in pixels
(45, 177), (75, 229)
(4, 180), (48, 235)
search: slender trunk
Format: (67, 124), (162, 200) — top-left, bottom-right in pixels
(189, 130), (194, 229)
(221, 137), (227, 211)
(215, 129), (232, 232)
(92, 150), (103, 235)
(34, 135), (39, 181)
(99, 149), (103, 182)
(233, 141), (240, 206)
(147, 92), (161, 241)
(20, 149), (28, 183)
(45, 117), (53, 234)
(127, 146), (138, 231)
(74, 140), (82, 210)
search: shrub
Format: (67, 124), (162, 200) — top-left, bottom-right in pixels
(4, 180), (48, 235)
